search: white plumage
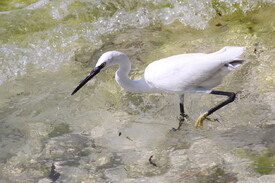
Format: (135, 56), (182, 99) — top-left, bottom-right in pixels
(72, 46), (246, 129)
(144, 46), (245, 93)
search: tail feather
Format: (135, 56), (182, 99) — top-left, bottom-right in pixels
(210, 46), (246, 64)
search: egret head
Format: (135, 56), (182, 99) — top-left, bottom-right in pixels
(71, 51), (125, 95)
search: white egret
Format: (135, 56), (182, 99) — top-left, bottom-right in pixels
(72, 46), (246, 130)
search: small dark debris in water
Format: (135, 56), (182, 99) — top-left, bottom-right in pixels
(49, 163), (60, 183)
(118, 132), (122, 136)
(149, 155), (157, 167)
(248, 26), (254, 33)
(253, 43), (264, 54)
(217, 12), (222, 16)
(216, 23), (222, 26)
(126, 136), (133, 141)
(124, 167), (129, 172)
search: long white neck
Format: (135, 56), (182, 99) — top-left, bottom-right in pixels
(114, 55), (154, 93)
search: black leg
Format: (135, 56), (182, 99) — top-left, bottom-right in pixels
(208, 90), (236, 115)
(174, 95), (188, 130)
(195, 90), (236, 127)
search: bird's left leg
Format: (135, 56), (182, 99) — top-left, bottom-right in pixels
(195, 90), (236, 127)
(175, 94), (188, 130)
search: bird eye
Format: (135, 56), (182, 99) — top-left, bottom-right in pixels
(101, 62), (106, 67)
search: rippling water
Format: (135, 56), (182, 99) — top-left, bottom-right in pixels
(0, 0), (274, 182)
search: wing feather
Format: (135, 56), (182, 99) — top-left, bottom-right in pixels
(144, 46), (245, 93)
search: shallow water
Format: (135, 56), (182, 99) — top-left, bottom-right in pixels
(0, 0), (275, 182)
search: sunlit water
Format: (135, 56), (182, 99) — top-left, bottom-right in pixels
(0, 0), (274, 182)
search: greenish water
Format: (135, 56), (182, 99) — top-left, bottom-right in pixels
(0, 0), (274, 182)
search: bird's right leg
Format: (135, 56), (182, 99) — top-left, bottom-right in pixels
(195, 90), (236, 127)
(174, 95), (188, 130)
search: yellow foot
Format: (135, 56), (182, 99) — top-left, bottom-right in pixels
(194, 112), (209, 128)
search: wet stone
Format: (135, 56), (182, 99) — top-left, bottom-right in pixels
(48, 123), (72, 138)
(39, 134), (96, 163)
(181, 167), (238, 183)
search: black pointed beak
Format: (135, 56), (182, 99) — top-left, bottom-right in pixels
(71, 64), (105, 95)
